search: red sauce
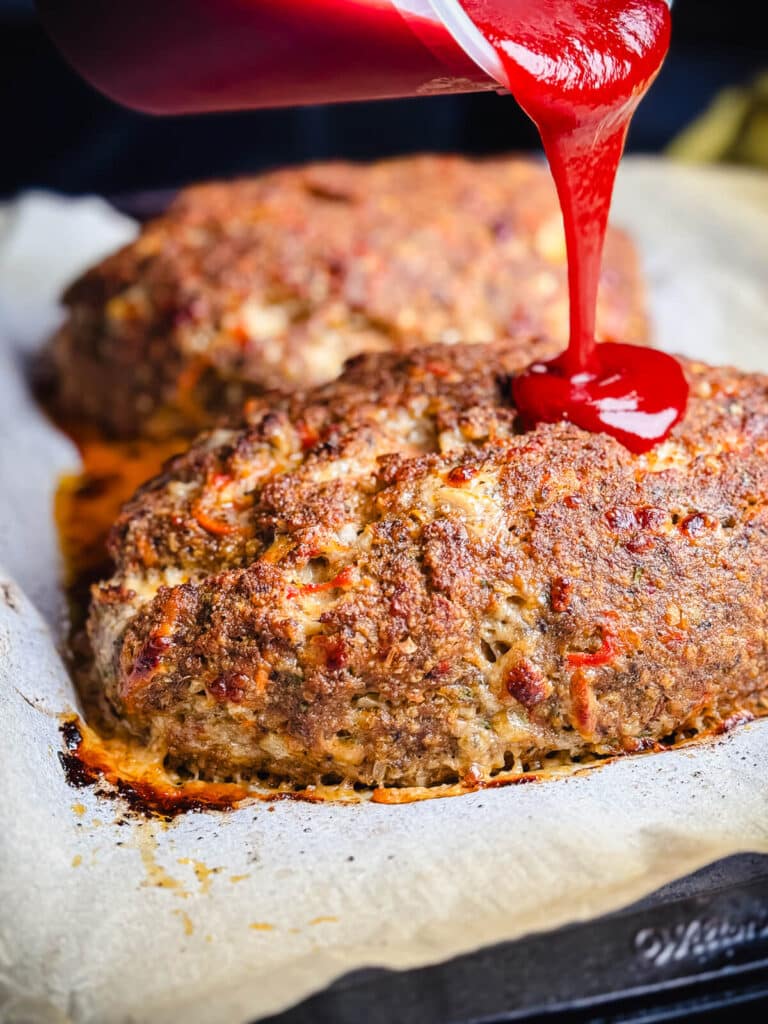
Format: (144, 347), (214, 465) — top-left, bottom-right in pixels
(459, 0), (688, 453)
(513, 343), (688, 453)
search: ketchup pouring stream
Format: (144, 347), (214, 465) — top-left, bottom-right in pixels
(458, 0), (688, 453)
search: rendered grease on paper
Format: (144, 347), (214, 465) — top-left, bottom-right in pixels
(1, 161), (768, 1024)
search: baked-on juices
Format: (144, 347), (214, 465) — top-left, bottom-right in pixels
(460, 0), (688, 452)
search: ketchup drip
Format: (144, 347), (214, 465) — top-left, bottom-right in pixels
(459, 0), (688, 453)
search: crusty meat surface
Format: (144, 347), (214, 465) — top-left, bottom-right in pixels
(49, 155), (647, 437)
(88, 340), (768, 788)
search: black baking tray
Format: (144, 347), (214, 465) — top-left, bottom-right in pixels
(107, 191), (768, 1024)
(262, 853), (768, 1024)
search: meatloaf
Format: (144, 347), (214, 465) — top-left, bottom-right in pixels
(49, 155), (648, 438)
(89, 339), (768, 788)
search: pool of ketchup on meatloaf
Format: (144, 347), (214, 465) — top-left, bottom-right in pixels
(459, 0), (688, 453)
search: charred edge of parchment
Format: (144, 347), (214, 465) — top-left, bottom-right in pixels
(113, 778), (245, 819)
(58, 718), (100, 789)
(57, 718), (245, 819)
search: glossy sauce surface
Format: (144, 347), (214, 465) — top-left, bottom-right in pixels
(459, 0), (688, 452)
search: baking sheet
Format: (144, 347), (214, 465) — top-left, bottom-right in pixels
(1, 158), (768, 1024)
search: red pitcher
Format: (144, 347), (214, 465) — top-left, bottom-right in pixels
(36, 0), (505, 113)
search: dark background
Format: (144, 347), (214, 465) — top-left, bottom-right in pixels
(1, 0), (764, 198)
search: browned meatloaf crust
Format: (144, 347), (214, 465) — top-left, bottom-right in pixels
(88, 340), (768, 788)
(50, 155), (648, 438)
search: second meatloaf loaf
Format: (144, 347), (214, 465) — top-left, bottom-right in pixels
(49, 155), (648, 437)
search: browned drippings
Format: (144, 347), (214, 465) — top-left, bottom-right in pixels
(56, 426), (185, 598)
(59, 716), (249, 817)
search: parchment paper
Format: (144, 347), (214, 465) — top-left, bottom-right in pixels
(1, 159), (767, 1024)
